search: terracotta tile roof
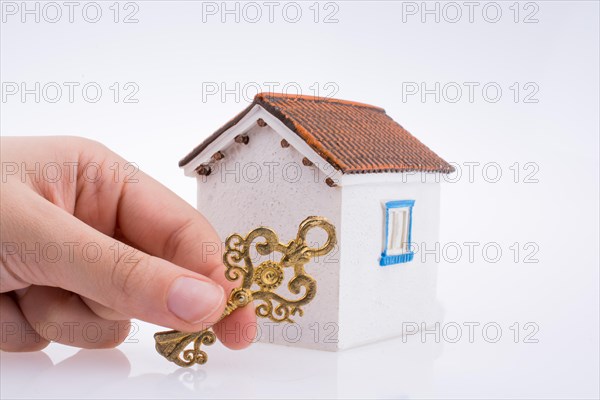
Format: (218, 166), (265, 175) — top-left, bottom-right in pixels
(180, 93), (454, 174)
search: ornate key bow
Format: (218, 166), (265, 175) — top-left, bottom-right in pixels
(154, 216), (337, 367)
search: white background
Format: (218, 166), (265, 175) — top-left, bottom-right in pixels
(1, 1), (599, 398)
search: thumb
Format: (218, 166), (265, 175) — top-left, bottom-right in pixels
(8, 195), (227, 332)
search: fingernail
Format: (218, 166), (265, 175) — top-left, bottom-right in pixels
(167, 277), (225, 324)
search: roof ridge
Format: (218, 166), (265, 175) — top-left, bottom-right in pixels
(254, 92), (385, 112)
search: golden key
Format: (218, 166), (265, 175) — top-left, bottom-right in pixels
(154, 216), (337, 367)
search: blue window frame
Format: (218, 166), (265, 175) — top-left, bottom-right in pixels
(380, 200), (415, 266)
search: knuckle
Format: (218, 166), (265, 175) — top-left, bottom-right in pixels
(71, 136), (108, 154)
(163, 219), (196, 261)
(109, 246), (149, 305)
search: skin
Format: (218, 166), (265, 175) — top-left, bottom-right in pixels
(0, 136), (256, 351)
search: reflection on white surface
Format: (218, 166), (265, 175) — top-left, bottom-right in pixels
(1, 325), (443, 399)
(2, 318), (598, 399)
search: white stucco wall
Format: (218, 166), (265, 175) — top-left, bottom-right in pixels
(338, 179), (443, 349)
(190, 108), (445, 351)
(196, 124), (342, 350)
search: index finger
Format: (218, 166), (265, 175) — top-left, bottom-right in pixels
(75, 144), (257, 349)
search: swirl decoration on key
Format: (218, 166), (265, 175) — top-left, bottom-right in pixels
(154, 216), (337, 367)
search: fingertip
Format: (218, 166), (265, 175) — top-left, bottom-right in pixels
(93, 320), (131, 349)
(166, 276), (226, 326)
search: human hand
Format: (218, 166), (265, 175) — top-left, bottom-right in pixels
(0, 136), (256, 351)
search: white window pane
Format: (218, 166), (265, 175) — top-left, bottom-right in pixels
(390, 211), (396, 249)
(387, 207), (409, 255)
(399, 209), (407, 252)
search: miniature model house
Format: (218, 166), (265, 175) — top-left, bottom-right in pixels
(180, 93), (453, 350)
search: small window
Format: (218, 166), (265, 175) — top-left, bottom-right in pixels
(380, 200), (415, 266)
